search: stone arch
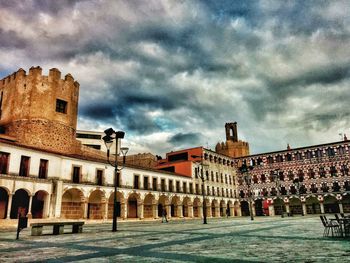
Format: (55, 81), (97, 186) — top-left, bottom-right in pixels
(211, 199), (219, 217)
(193, 197), (201, 217)
(158, 195), (170, 217)
(32, 190), (49, 219)
(61, 188), (85, 219)
(255, 198), (264, 216)
(220, 200), (226, 217)
(324, 195), (339, 213)
(182, 197), (191, 218)
(305, 196), (320, 214)
(273, 197), (285, 215)
(240, 200), (250, 216)
(171, 196), (181, 217)
(108, 191), (125, 219)
(10, 189), (30, 219)
(0, 187), (9, 219)
(88, 190), (106, 219)
(127, 193), (140, 218)
(289, 197), (302, 215)
(144, 193), (155, 218)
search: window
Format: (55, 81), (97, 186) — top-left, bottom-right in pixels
(288, 171), (294, 181)
(0, 152), (10, 174)
(19, 156), (30, 177)
(72, 166), (80, 183)
(134, 175), (139, 189)
(319, 167), (326, 177)
(212, 187), (215, 196)
(261, 174), (266, 183)
(195, 168), (198, 178)
(161, 179), (166, 191)
(143, 176), (149, 190)
(267, 156), (274, 164)
(315, 149), (323, 158)
(189, 183), (193, 194)
(152, 178), (157, 191)
(211, 171), (214, 181)
(341, 164), (349, 176)
(207, 186), (210, 195)
(206, 171), (209, 181)
(276, 155), (283, 162)
(327, 147), (335, 157)
(337, 146), (346, 155)
(286, 153), (292, 161)
(56, 99), (67, 113)
(83, 144), (101, 150)
(216, 172), (219, 182)
(295, 152), (302, 160)
(38, 159), (48, 179)
(305, 151), (312, 159)
(330, 166), (337, 177)
(176, 181), (180, 192)
(169, 180), (173, 192)
(321, 183), (329, 192)
(183, 182), (187, 193)
(307, 169), (315, 179)
(310, 184), (318, 193)
(76, 133), (102, 139)
(96, 169), (103, 186)
(257, 158), (263, 165)
(332, 182), (340, 192)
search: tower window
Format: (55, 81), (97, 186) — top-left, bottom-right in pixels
(56, 99), (67, 113)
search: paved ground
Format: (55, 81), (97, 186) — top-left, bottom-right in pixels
(0, 216), (349, 262)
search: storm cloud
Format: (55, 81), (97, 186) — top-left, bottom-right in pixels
(1, 0), (349, 155)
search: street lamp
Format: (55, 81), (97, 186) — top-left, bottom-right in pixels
(239, 163), (254, 221)
(293, 178), (304, 216)
(272, 169), (284, 218)
(191, 155), (209, 224)
(102, 128), (129, 232)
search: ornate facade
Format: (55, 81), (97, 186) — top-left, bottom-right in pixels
(236, 140), (350, 216)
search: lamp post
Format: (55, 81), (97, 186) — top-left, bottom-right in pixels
(239, 163), (254, 221)
(102, 128), (129, 232)
(293, 178), (304, 216)
(191, 155), (209, 224)
(272, 169), (284, 218)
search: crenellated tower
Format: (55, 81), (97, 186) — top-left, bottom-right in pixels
(0, 66), (81, 154)
(215, 122), (249, 158)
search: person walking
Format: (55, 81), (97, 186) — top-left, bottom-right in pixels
(162, 207), (168, 223)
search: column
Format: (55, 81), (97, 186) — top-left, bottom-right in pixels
(302, 203), (307, 215)
(268, 204), (275, 216)
(216, 207), (220, 217)
(27, 195), (33, 218)
(177, 205), (183, 218)
(122, 202), (127, 219)
(6, 194), (13, 219)
(252, 203), (256, 216)
(166, 205), (171, 219)
(339, 203), (344, 214)
(83, 201), (88, 219)
(44, 194), (51, 219)
(230, 206), (234, 217)
(320, 202), (325, 214)
(286, 204), (290, 215)
(137, 202), (144, 219)
(153, 203), (158, 219)
(188, 205), (194, 218)
(199, 205), (203, 218)
(237, 205), (242, 217)
(104, 202), (109, 220)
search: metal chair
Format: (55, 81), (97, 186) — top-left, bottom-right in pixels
(320, 215), (341, 237)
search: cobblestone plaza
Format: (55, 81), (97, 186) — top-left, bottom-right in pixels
(0, 216), (349, 262)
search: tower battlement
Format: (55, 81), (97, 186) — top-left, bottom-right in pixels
(0, 67), (80, 154)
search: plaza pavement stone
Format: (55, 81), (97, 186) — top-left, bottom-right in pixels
(0, 216), (349, 262)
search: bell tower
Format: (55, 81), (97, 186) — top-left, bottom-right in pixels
(216, 122), (249, 158)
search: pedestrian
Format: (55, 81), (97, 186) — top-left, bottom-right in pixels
(226, 208), (230, 218)
(161, 207), (168, 223)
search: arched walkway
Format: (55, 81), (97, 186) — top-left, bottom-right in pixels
(183, 197), (191, 217)
(88, 190), (105, 219)
(10, 189), (29, 219)
(32, 190), (49, 219)
(240, 201), (250, 216)
(108, 192), (124, 219)
(220, 200), (226, 217)
(127, 193), (140, 218)
(289, 197), (302, 215)
(61, 188), (84, 219)
(193, 198), (201, 217)
(0, 187), (9, 219)
(273, 198), (285, 215)
(211, 200), (218, 217)
(255, 199), (264, 216)
(305, 196), (320, 214)
(158, 195), (169, 217)
(171, 196), (180, 217)
(324, 195), (339, 213)
(144, 194), (155, 218)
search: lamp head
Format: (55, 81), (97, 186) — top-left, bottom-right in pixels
(120, 147), (129, 156)
(104, 128), (115, 137)
(102, 135), (113, 150)
(115, 131), (125, 139)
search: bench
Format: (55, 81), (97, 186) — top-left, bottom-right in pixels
(30, 221), (84, 236)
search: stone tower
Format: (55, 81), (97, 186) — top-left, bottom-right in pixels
(215, 122), (249, 158)
(0, 66), (81, 154)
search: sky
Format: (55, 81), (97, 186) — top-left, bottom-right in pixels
(0, 0), (350, 156)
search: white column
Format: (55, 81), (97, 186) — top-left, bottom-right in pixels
(44, 194), (51, 218)
(166, 205), (171, 218)
(104, 202), (109, 220)
(302, 203), (307, 215)
(122, 202), (127, 219)
(286, 204), (290, 215)
(137, 202), (144, 219)
(178, 205), (183, 218)
(83, 202), (88, 219)
(339, 203), (344, 214)
(27, 195), (33, 218)
(6, 194), (13, 219)
(230, 206), (234, 217)
(188, 205), (194, 218)
(320, 202), (325, 214)
(199, 205), (203, 218)
(153, 203), (158, 219)
(268, 204), (275, 216)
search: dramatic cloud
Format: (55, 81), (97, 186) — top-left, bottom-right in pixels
(1, 0), (349, 156)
